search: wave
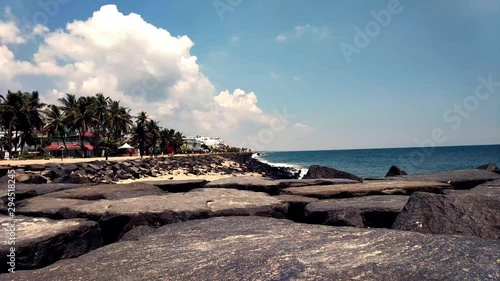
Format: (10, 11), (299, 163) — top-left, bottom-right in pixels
(252, 153), (309, 179)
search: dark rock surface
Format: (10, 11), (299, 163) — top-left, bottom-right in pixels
(14, 173), (48, 184)
(17, 188), (287, 244)
(392, 192), (500, 240)
(390, 169), (500, 189)
(274, 195), (319, 221)
(303, 165), (363, 182)
(305, 195), (409, 228)
(0, 183), (85, 204)
(476, 163), (497, 172)
(277, 178), (358, 188)
(0, 215), (102, 272)
(10, 217), (500, 280)
(119, 225), (156, 241)
(141, 179), (208, 192)
(282, 180), (450, 199)
(385, 165), (407, 177)
(43, 182), (163, 200)
(205, 176), (281, 195)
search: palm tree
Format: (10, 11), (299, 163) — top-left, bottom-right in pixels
(146, 120), (160, 150)
(18, 91), (45, 153)
(133, 111), (149, 158)
(159, 128), (173, 153)
(43, 105), (68, 152)
(0, 91), (22, 157)
(107, 100), (132, 141)
(90, 93), (110, 139)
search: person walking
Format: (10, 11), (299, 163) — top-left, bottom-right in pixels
(104, 148), (109, 161)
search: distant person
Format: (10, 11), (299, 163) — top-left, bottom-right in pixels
(104, 148), (109, 161)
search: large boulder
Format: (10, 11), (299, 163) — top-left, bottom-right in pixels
(303, 165), (363, 182)
(9, 216), (500, 280)
(205, 176), (281, 195)
(14, 173), (48, 184)
(385, 165), (407, 177)
(0, 183), (85, 204)
(17, 188), (288, 244)
(389, 169), (500, 189)
(304, 195), (409, 228)
(43, 182), (163, 200)
(277, 178), (358, 188)
(0, 215), (102, 272)
(52, 174), (92, 184)
(392, 192), (500, 240)
(476, 163), (497, 172)
(141, 179), (208, 192)
(282, 180), (450, 199)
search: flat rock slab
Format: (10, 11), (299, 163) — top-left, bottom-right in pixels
(0, 215), (102, 272)
(392, 192), (500, 240)
(305, 195), (409, 228)
(277, 178), (358, 188)
(391, 169), (500, 189)
(0, 183), (85, 204)
(205, 176), (281, 195)
(16, 197), (91, 219)
(140, 179), (208, 192)
(17, 188), (287, 244)
(282, 180), (450, 199)
(42, 182), (164, 200)
(10, 216), (500, 280)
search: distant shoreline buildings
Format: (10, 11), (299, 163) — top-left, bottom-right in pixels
(182, 135), (227, 152)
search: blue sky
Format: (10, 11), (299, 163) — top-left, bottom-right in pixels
(1, 0), (499, 150)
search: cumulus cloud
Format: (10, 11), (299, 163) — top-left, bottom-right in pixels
(0, 4), (312, 148)
(0, 20), (25, 44)
(33, 24), (50, 35)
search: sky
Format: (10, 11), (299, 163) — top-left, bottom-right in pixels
(0, 0), (499, 151)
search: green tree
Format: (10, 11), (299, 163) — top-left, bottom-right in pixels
(43, 105), (68, 152)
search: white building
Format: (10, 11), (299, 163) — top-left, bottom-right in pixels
(183, 135), (227, 151)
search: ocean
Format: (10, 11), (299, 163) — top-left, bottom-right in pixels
(254, 145), (500, 178)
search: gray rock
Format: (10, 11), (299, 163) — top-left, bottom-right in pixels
(16, 197), (90, 219)
(303, 165), (363, 182)
(274, 195), (319, 221)
(17, 189), (287, 244)
(476, 163), (497, 172)
(9, 216), (500, 280)
(385, 165), (407, 177)
(390, 169), (500, 189)
(43, 182), (163, 200)
(119, 225), (156, 241)
(205, 176), (281, 195)
(0, 215), (102, 272)
(305, 195), (409, 228)
(26, 164), (46, 171)
(392, 192), (500, 240)
(142, 179), (208, 192)
(282, 180), (450, 199)
(0, 183), (85, 204)
(14, 173), (48, 184)
(277, 178), (358, 188)
(53, 174), (91, 184)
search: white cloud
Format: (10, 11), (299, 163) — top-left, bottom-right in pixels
(294, 123), (314, 133)
(276, 34), (286, 42)
(270, 71), (280, 80)
(33, 24), (50, 35)
(278, 24), (330, 42)
(0, 20), (25, 44)
(230, 35), (240, 44)
(0, 4), (309, 148)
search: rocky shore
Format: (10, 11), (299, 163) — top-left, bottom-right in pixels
(1, 159), (499, 280)
(2, 153), (299, 186)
